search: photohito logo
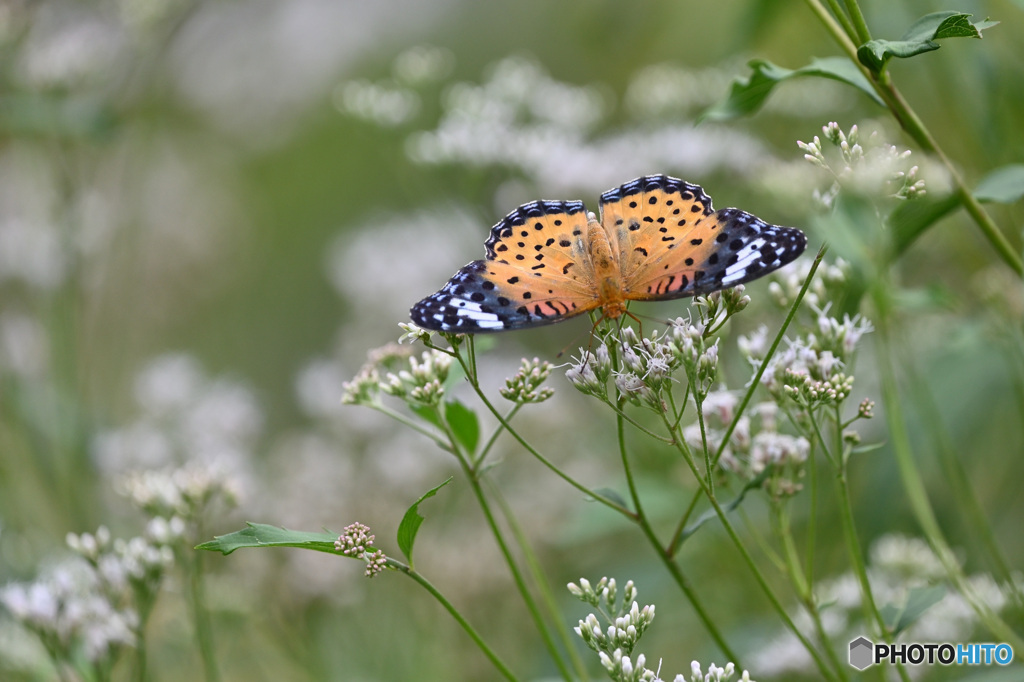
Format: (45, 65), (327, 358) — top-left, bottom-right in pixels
(849, 636), (1013, 670)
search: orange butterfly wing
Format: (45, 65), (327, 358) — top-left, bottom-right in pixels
(598, 175), (806, 301)
(410, 201), (602, 332)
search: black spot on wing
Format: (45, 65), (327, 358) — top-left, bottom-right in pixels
(484, 199), (587, 259)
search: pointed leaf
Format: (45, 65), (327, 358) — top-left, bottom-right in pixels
(592, 487), (630, 510)
(397, 477), (453, 564)
(701, 57), (882, 122)
(858, 12), (999, 74)
(197, 523), (339, 555)
(894, 585), (947, 635)
(975, 164), (1024, 204)
(410, 404), (442, 428)
(890, 194), (960, 255)
(445, 400), (479, 454)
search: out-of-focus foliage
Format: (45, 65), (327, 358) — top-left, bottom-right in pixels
(1, 0), (1023, 680)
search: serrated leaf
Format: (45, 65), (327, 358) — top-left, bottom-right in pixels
(975, 164), (1024, 204)
(397, 477), (453, 565)
(893, 585), (947, 635)
(444, 400), (479, 453)
(858, 12), (998, 74)
(197, 523), (339, 556)
(700, 57), (882, 122)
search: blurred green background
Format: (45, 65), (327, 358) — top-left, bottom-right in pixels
(1, 0), (1023, 680)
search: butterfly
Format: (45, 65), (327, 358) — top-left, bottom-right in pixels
(410, 175), (806, 333)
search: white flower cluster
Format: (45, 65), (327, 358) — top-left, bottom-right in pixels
(569, 577), (755, 682)
(686, 392), (809, 498)
(404, 55), (773, 194)
(565, 317), (731, 410)
(116, 461), (239, 520)
(742, 305), (872, 409)
(798, 122), (940, 206)
(1, 524), (176, 668)
(379, 349), (453, 407)
(500, 357), (554, 404)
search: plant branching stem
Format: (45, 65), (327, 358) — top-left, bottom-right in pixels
(615, 411), (740, 664)
(802, 0), (1023, 275)
(664, 415), (838, 681)
(399, 564), (520, 681)
(437, 410), (574, 682)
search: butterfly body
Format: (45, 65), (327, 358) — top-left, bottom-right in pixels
(411, 175), (806, 333)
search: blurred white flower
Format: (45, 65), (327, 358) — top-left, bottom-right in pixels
(17, 4), (124, 88)
(327, 206), (481, 333)
(392, 45), (454, 86)
(169, 0), (456, 146)
(94, 354), (261, 504)
(334, 80), (420, 127)
(406, 56), (775, 194)
(0, 313), (49, 379)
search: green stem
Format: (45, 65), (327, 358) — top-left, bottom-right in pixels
(400, 564), (520, 681)
(455, 351), (632, 516)
(488, 482), (590, 681)
(615, 411), (740, 664)
(600, 398), (676, 443)
(713, 246), (827, 467)
(370, 404), (450, 449)
(187, 541), (220, 682)
(872, 288), (1024, 651)
(840, 0), (871, 43)
(900, 348), (1024, 605)
(773, 505), (848, 681)
(437, 413), (573, 682)
(802, 0), (1024, 275)
(693, 390), (714, 495)
(475, 404), (522, 466)
(824, 0), (858, 42)
(665, 415), (838, 681)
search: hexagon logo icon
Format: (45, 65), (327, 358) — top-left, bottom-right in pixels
(849, 636), (874, 670)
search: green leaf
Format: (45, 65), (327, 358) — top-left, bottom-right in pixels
(858, 12), (999, 74)
(196, 523), (339, 555)
(700, 57), (882, 122)
(397, 477), (453, 564)
(592, 487), (630, 510)
(975, 164), (1024, 204)
(850, 441), (887, 455)
(893, 585), (947, 635)
(445, 400), (479, 454)
(409, 404), (442, 428)
(890, 194), (960, 256)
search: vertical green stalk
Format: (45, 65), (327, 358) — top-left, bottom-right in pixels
(614, 409), (739, 664)
(488, 483), (590, 681)
(772, 505), (849, 682)
(839, 0), (871, 43)
(399, 564), (520, 681)
(900, 352), (1024, 605)
(186, 543), (221, 682)
(872, 287), (1024, 651)
(432, 395), (573, 675)
(802, 0), (1024, 275)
